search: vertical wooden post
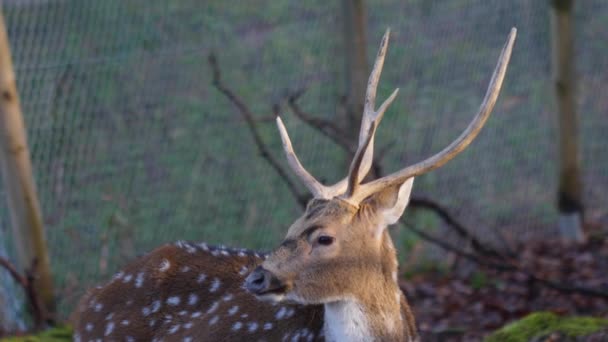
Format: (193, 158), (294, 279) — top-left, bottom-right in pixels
(0, 10), (55, 314)
(550, 0), (584, 241)
(341, 0), (368, 144)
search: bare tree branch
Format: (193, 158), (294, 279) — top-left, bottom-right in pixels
(401, 221), (608, 299)
(0, 256), (53, 330)
(208, 53), (308, 208)
(287, 89), (354, 153)
(408, 197), (506, 259)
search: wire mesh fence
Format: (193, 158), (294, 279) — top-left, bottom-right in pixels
(0, 0), (606, 322)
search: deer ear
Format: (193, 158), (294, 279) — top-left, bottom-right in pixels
(363, 178), (414, 234)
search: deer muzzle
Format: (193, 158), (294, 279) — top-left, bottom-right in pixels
(245, 266), (287, 296)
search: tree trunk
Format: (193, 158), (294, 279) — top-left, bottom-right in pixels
(341, 0), (368, 145)
(0, 10), (55, 316)
(550, 0), (584, 242)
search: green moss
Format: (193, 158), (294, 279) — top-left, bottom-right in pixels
(0, 326), (72, 342)
(485, 312), (608, 342)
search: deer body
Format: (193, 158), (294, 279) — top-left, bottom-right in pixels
(73, 237), (415, 341)
(73, 242), (325, 341)
(73, 28), (516, 341)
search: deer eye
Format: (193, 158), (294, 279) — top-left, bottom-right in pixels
(317, 235), (334, 246)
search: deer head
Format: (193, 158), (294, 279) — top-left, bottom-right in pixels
(246, 28), (516, 340)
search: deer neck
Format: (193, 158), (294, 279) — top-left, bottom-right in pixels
(323, 232), (408, 342)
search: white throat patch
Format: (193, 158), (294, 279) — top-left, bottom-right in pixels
(323, 300), (372, 342)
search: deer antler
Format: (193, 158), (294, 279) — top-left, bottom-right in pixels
(277, 29), (398, 199)
(345, 28), (517, 204)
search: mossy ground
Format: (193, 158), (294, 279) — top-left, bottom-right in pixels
(485, 312), (608, 342)
(0, 326), (72, 342)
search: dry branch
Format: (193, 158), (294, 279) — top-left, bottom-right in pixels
(208, 53), (308, 207)
(0, 256), (53, 329)
(402, 221), (608, 299)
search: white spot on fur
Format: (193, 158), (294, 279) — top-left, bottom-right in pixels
(238, 251), (246, 257)
(142, 306), (151, 316)
(184, 322), (193, 329)
(178, 310), (188, 316)
(188, 293), (198, 305)
(180, 266), (191, 272)
(228, 305), (239, 316)
(198, 242), (209, 251)
(209, 278), (221, 292)
(197, 273), (207, 283)
(105, 312), (114, 320)
(206, 301), (219, 314)
(134, 272), (145, 288)
(94, 303), (103, 312)
(168, 324), (180, 334)
(183, 337), (193, 342)
(191, 311), (202, 318)
(264, 322), (273, 330)
(159, 259), (171, 272)
(222, 293), (234, 301)
(247, 322), (258, 332)
(209, 315), (219, 325)
(152, 299), (162, 313)
(232, 322), (243, 331)
(121, 320), (129, 326)
(241, 313), (249, 318)
(126, 337), (134, 342)
(276, 307), (287, 319)
(167, 296), (181, 306)
(122, 274), (132, 283)
(185, 244), (196, 254)
(104, 322), (115, 336)
(85, 323), (93, 332)
(239, 266), (249, 275)
(285, 307), (295, 318)
(112, 271), (124, 281)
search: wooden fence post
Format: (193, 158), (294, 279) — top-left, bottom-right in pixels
(0, 9), (55, 315)
(341, 0), (368, 144)
(550, 0), (585, 242)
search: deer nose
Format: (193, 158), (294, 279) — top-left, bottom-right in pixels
(245, 266), (277, 295)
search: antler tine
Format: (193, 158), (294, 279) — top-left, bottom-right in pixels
(354, 28), (396, 184)
(344, 122), (377, 199)
(324, 29), (399, 198)
(350, 28), (517, 204)
(276, 116), (328, 198)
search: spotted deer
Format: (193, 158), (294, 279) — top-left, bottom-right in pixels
(72, 28), (516, 342)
